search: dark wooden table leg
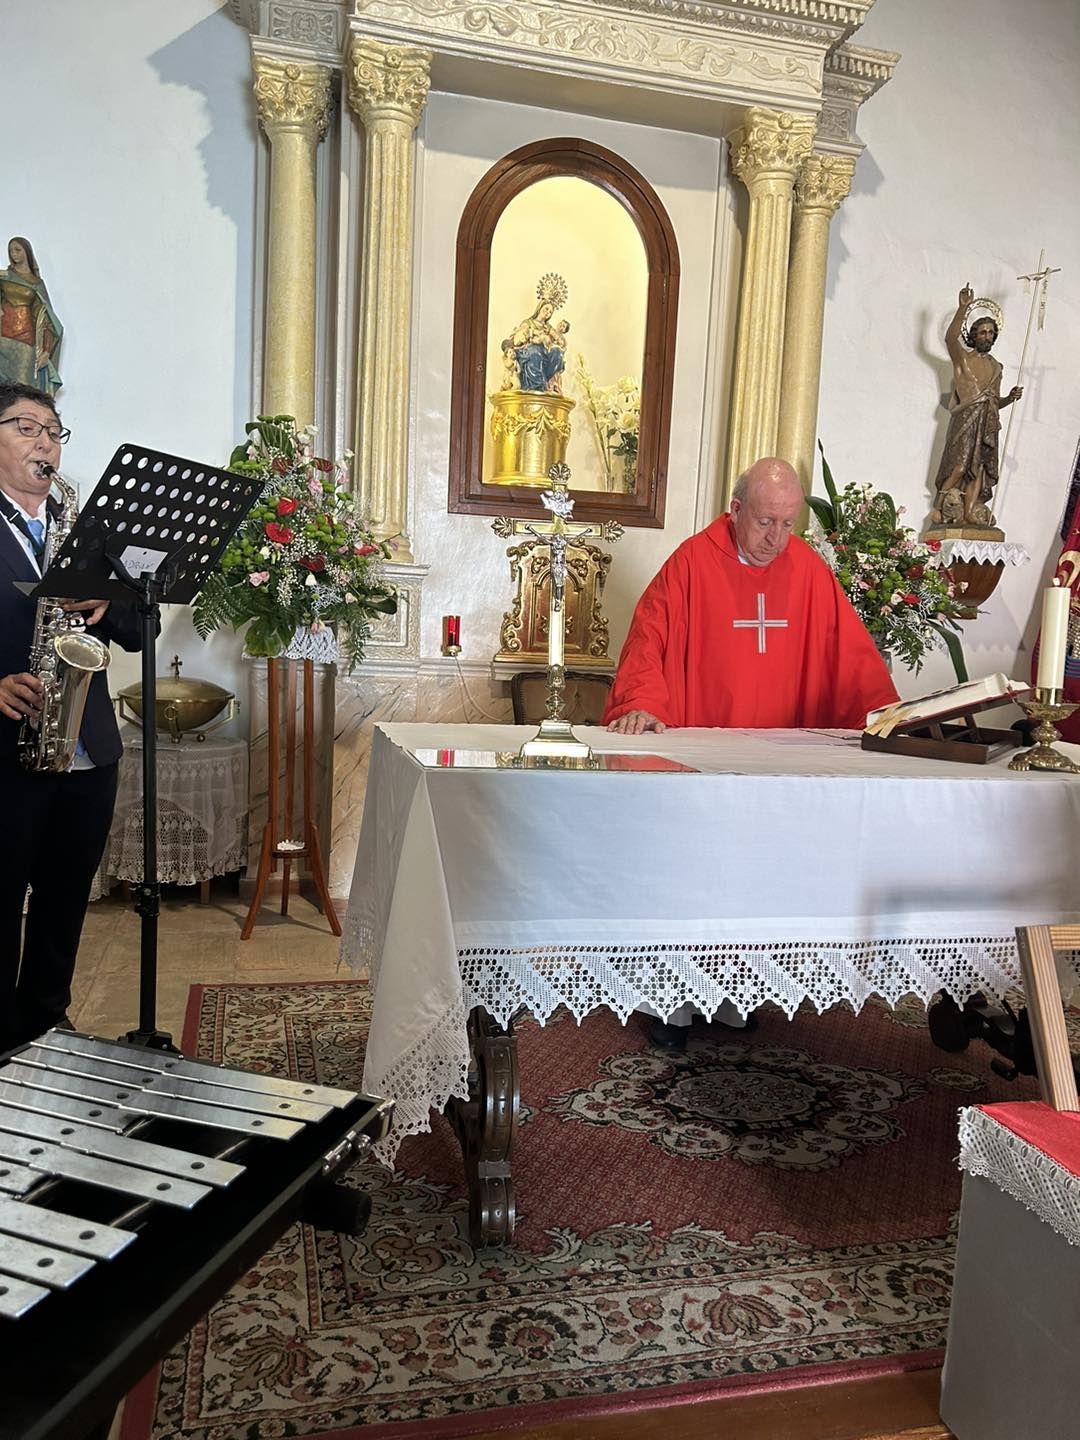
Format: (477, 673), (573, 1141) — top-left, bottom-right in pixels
(448, 1006), (519, 1246)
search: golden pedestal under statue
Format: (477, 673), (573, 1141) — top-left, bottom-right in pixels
(488, 391), (574, 487)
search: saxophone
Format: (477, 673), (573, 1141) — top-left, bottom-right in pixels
(18, 464), (112, 773)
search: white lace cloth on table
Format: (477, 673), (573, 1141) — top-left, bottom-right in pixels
(97, 733), (248, 890)
(457, 938), (1080, 1031)
(959, 1105), (1080, 1249)
(344, 722), (1080, 1164)
(932, 539), (1030, 566)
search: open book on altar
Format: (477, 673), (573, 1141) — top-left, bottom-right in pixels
(865, 673), (1031, 739)
(861, 674), (1031, 764)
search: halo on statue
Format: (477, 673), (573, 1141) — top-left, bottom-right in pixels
(537, 272), (568, 310)
(960, 297), (1004, 347)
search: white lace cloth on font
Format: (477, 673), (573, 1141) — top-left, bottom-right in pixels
(959, 1106), (1080, 1249)
(343, 723), (1080, 1164)
(100, 731), (248, 888)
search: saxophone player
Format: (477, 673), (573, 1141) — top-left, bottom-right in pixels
(0, 382), (143, 1049)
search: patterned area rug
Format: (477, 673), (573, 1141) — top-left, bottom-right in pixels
(123, 981), (1040, 1440)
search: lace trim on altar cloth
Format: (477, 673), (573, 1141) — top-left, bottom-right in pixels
(933, 539), (1030, 566)
(458, 937), (1080, 1030)
(364, 998), (472, 1166)
(959, 1106), (1080, 1249)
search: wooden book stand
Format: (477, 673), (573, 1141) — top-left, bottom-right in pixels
(242, 657), (340, 940)
(861, 695), (1025, 765)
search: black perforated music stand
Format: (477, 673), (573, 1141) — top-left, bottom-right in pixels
(32, 443), (263, 1050)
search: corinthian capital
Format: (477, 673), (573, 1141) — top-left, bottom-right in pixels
(347, 37), (431, 129)
(253, 54), (332, 139)
(727, 107), (817, 187)
(795, 153), (857, 214)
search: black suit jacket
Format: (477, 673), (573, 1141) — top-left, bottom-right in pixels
(0, 523), (143, 767)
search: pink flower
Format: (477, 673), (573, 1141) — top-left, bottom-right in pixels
(355, 542), (378, 557)
(248, 571), (270, 586)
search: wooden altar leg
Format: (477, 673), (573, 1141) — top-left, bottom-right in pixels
(241, 658), (281, 940)
(303, 659), (340, 934)
(447, 1006), (519, 1246)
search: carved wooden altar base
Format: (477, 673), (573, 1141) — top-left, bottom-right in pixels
(446, 1007), (520, 1247)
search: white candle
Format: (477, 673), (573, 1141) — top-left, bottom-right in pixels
(1036, 582), (1071, 693)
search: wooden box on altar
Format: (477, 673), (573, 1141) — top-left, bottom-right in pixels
(941, 1103), (1080, 1440)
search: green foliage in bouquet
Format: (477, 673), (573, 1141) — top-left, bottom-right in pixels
(806, 445), (969, 681)
(193, 416), (396, 668)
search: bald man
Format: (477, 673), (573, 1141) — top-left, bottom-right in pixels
(604, 457), (897, 734)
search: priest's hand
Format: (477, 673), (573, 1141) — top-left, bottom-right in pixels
(607, 709), (666, 735)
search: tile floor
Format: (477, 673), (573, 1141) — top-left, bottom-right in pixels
(72, 885), (350, 1042)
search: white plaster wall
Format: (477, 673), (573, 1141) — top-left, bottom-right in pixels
(410, 92), (730, 665)
(4, 0), (256, 715)
(819, 0), (1080, 697)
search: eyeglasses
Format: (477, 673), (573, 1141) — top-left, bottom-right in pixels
(0, 415), (71, 445)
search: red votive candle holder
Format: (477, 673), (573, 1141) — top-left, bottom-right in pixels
(443, 615), (461, 653)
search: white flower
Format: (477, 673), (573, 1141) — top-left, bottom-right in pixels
(304, 572), (317, 588)
(259, 546), (271, 560)
(345, 591), (357, 602)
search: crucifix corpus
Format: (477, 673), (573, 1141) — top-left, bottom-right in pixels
(492, 463), (622, 761)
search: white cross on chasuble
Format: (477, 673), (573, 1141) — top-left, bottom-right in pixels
(732, 592), (788, 654)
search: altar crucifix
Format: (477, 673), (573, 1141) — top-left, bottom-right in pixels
(492, 463), (622, 760)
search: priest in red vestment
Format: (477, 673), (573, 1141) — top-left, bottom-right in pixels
(605, 457), (898, 733)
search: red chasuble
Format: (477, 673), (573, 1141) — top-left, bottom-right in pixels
(603, 514), (899, 729)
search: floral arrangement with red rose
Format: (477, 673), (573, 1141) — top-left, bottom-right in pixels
(193, 415), (396, 667)
(805, 447), (968, 679)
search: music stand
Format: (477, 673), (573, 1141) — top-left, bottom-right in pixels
(31, 443), (262, 1051)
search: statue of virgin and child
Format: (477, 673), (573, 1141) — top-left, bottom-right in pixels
(499, 274), (570, 394)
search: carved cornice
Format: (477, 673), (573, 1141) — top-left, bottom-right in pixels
(818, 41), (899, 153)
(351, 1), (823, 102)
(347, 36), (431, 125)
(600, 0), (871, 49)
(794, 150), (855, 211)
(825, 41), (899, 93)
(728, 106), (817, 184)
(252, 53), (333, 135)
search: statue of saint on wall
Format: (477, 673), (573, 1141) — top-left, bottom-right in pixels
(0, 237), (63, 395)
(499, 273), (570, 394)
(928, 284), (1022, 535)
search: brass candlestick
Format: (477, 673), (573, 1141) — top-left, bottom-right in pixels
(1009, 688), (1080, 774)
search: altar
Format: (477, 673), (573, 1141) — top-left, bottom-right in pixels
(343, 721), (1080, 1223)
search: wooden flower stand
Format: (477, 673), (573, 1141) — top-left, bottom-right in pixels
(242, 656), (340, 940)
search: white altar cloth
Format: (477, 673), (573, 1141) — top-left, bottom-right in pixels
(342, 723), (1080, 1159)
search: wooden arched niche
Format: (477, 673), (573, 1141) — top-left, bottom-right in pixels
(447, 138), (679, 528)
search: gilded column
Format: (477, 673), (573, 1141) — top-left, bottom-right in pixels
(253, 55), (332, 428)
(347, 38), (431, 563)
(776, 153), (856, 491)
(725, 107), (817, 494)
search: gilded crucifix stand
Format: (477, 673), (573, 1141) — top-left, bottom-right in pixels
(492, 463), (622, 761)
